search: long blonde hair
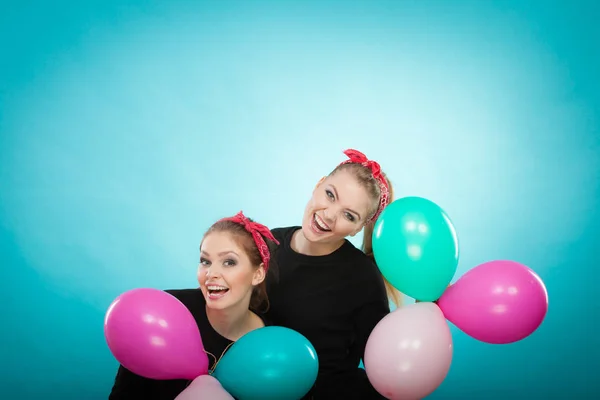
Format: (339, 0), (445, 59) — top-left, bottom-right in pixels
(328, 163), (403, 307)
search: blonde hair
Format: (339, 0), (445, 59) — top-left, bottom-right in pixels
(328, 163), (403, 307)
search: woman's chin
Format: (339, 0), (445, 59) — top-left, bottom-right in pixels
(204, 292), (232, 309)
(206, 300), (230, 310)
(303, 223), (340, 244)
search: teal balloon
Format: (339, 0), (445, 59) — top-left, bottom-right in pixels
(212, 326), (318, 400)
(372, 196), (459, 302)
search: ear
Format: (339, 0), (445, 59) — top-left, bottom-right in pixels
(252, 263), (266, 286)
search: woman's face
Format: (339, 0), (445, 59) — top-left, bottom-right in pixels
(197, 231), (265, 310)
(301, 169), (374, 244)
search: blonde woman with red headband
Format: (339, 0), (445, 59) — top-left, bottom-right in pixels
(109, 212), (278, 400)
(265, 149), (399, 399)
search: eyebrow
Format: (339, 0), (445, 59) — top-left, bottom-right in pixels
(200, 250), (239, 257)
(330, 184), (362, 220)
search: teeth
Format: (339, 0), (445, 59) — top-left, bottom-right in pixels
(207, 285), (228, 290)
(314, 214), (331, 231)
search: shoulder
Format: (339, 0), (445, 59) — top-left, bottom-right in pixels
(342, 244), (386, 285)
(164, 288), (205, 307)
(257, 311), (274, 326)
(270, 226), (300, 244)
(341, 241), (378, 269)
(250, 311), (270, 329)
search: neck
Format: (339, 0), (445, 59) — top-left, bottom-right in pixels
(206, 301), (254, 341)
(293, 228), (345, 256)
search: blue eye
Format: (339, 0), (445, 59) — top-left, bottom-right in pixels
(200, 258), (210, 266)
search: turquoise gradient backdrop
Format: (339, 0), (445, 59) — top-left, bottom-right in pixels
(1, 1), (598, 398)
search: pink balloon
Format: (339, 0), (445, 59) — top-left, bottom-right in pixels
(175, 375), (234, 400)
(104, 288), (209, 380)
(437, 260), (549, 344)
(364, 303), (453, 400)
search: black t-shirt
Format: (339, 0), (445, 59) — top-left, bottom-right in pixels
(108, 288), (262, 400)
(265, 227), (390, 399)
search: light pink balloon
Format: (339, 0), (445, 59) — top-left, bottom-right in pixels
(364, 303), (453, 400)
(437, 260), (548, 344)
(104, 288), (209, 380)
(175, 375), (234, 400)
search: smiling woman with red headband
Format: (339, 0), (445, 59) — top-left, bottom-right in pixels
(265, 149), (399, 400)
(109, 212), (279, 400)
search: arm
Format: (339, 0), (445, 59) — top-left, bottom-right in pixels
(353, 273), (391, 361)
(108, 364), (157, 399)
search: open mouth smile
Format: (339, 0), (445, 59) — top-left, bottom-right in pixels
(311, 213), (332, 233)
(206, 284), (229, 300)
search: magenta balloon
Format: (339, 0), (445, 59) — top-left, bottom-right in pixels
(437, 260), (549, 344)
(104, 288), (209, 379)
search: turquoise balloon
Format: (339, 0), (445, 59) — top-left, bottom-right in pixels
(372, 196), (459, 302)
(212, 326), (318, 400)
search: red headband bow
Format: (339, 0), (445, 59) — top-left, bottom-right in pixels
(217, 211), (279, 272)
(339, 149), (390, 222)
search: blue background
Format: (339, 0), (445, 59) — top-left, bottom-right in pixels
(1, 0), (598, 398)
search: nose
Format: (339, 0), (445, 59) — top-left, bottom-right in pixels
(323, 208), (334, 223)
(204, 265), (220, 279)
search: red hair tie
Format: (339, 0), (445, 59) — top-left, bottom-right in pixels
(339, 149), (390, 223)
(217, 211), (279, 272)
